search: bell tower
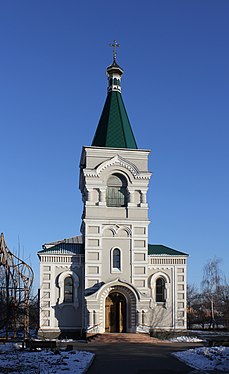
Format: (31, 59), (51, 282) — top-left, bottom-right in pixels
(80, 42), (151, 331)
(79, 43), (151, 331)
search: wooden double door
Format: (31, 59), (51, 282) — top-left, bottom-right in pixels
(105, 292), (126, 333)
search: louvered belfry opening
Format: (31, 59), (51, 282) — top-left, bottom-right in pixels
(106, 173), (128, 207)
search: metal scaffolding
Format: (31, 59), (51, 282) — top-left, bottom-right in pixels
(0, 233), (34, 339)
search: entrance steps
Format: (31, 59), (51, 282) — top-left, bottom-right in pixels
(87, 332), (164, 344)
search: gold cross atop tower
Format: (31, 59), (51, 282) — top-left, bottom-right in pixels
(109, 40), (120, 63)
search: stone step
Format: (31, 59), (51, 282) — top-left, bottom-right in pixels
(87, 333), (163, 344)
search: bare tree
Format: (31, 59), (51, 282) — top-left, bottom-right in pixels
(0, 233), (34, 339)
(187, 284), (200, 329)
(218, 279), (229, 329)
(201, 258), (222, 329)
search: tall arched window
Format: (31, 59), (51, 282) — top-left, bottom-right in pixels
(113, 248), (121, 270)
(64, 276), (74, 303)
(106, 173), (128, 207)
(142, 310), (146, 325)
(156, 277), (166, 302)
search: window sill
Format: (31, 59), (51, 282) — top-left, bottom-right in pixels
(111, 268), (121, 273)
(58, 301), (79, 309)
(155, 301), (167, 309)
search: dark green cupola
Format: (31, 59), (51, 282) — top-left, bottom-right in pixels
(92, 43), (137, 149)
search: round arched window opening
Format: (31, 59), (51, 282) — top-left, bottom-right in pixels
(106, 173), (128, 207)
(156, 277), (166, 303)
(64, 276), (74, 303)
(113, 248), (121, 270)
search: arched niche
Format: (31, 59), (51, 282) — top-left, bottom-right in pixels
(57, 270), (79, 309)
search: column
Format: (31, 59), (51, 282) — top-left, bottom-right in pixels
(86, 189), (94, 205)
(128, 189), (135, 207)
(99, 188), (106, 206)
(140, 191), (147, 207)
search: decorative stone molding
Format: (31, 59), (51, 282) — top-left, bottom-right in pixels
(92, 278), (141, 302)
(110, 247), (122, 273)
(57, 270), (79, 309)
(83, 155), (151, 180)
(148, 257), (186, 265)
(97, 155), (139, 177)
(149, 271), (171, 285)
(149, 272), (171, 309)
(56, 264), (81, 269)
(102, 224), (132, 237)
(96, 280), (140, 333)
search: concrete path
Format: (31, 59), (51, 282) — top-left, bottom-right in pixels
(66, 334), (205, 374)
(85, 341), (200, 374)
(57, 333), (223, 373)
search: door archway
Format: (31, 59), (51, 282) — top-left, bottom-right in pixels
(105, 292), (126, 333)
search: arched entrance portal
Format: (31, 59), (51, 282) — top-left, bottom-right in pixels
(105, 292), (126, 333)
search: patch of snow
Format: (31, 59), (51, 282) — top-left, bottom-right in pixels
(32, 338), (86, 343)
(0, 343), (94, 373)
(189, 330), (229, 336)
(137, 326), (149, 333)
(58, 339), (75, 342)
(0, 328), (37, 338)
(169, 336), (204, 342)
(173, 346), (229, 372)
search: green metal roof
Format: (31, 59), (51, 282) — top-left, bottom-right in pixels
(148, 244), (188, 256)
(92, 91), (137, 149)
(38, 242), (84, 255)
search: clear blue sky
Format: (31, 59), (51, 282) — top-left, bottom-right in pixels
(0, 0), (228, 291)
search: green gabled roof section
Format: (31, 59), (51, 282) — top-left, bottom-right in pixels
(92, 91), (138, 149)
(148, 244), (188, 256)
(38, 236), (84, 255)
(38, 242), (84, 255)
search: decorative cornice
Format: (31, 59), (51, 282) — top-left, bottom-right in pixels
(56, 265), (81, 269)
(83, 155), (151, 180)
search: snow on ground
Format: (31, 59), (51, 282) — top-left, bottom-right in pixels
(189, 330), (229, 336)
(173, 346), (229, 372)
(0, 328), (37, 338)
(169, 336), (204, 342)
(0, 343), (94, 373)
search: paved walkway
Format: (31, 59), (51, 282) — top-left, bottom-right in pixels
(69, 334), (204, 374)
(86, 343), (200, 374)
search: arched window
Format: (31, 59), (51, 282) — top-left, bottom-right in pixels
(64, 276), (74, 303)
(93, 310), (96, 325)
(106, 173), (128, 207)
(113, 248), (121, 270)
(142, 310), (146, 325)
(156, 277), (166, 302)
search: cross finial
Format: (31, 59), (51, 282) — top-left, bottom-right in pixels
(109, 40), (120, 63)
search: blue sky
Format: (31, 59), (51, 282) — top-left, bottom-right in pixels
(0, 0), (228, 291)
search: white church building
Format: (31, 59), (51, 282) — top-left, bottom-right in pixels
(38, 49), (188, 339)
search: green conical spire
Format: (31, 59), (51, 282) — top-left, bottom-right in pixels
(92, 44), (137, 149)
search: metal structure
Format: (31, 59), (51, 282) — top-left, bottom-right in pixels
(109, 39), (120, 62)
(0, 233), (34, 339)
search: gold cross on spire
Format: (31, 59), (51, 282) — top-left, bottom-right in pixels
(109, 40), (120, 63)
